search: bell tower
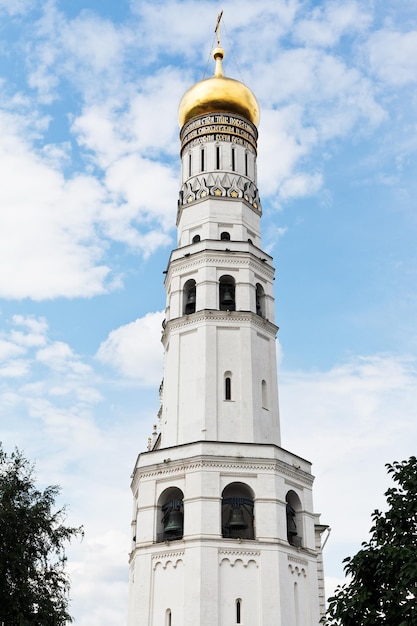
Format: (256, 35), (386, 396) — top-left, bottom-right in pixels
(127, 27), (327, 626)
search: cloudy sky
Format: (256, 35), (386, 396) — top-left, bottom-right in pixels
(1, 0), (417, 623)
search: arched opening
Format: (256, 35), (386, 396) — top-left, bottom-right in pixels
(157, 487), (184, 542)
(166, 609), (172, 626)
(219, 275), (235, 311)
(192, 234), (200, 243)
(183, 279), (196, 315)
(256, 283), (265, 317)
(220, 231), (231, 241)
(222, 482), (254, 539)
(286, 490), (303, 547)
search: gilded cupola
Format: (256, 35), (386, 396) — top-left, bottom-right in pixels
(178, 46), (260, 129)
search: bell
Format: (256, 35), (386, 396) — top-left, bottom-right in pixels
(226, 507), (248, 530)
(185, 290), (196, 314)
(164, 509), (183, 534)
(221, 288), (234, 305)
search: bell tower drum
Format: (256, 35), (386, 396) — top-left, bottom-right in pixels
(127, 31), (327, 626)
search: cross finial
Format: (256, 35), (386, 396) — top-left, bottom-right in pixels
(215, 10), (223, 47)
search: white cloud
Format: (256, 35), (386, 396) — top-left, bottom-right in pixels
(0, 339), (25, 361)
(294, 1), (372, 48)
(96, 311), (164, 386)
(364, 29), (417, 85)
(0, 110), (113, 299)
(0, 0), (34, 16)
(36, 341), (93, 376)
(255, 44), (386, 201)
(68, 530), (129, 626)
(258, 105), (317, 197)
(9, 315), (48, 348)
(279, 353), (417, 582)
(0, 359), (31, 378)
(279, 172), (323, 200)
(27, 4), (131, 103)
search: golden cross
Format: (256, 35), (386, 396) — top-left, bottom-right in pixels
(215, 10), (223, 46)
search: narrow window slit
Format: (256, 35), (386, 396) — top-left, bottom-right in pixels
(225, 377), (231, 400)
(236, 598), (241, 624)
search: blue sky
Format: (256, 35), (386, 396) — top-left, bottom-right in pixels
(1, 1), (417, 623)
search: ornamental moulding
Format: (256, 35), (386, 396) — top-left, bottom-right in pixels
(136, 457), (313, 486)
(168, 255), (275, 281)
(219, 549), (260, 557)
(152, 550), (185, 562)
(288, 554), (309, 566)
(164, 311), (278, 334)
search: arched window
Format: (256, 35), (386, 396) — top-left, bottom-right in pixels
(188, 152), (192, 177)
(224, 371), (232, 400)
(286, 490), (302, 547)
(192, 234), (200, 243)
(222, 482), (254, 540)
(256, 283), (265, 317)
(261, 379), (268, 409)
(183, 279), (196, 315)
(157, 487), (184, 543)
(231, 147), (236, 171)
(216, 145), (220, 170)
(166, 609), (172, 626)
(219, 275), (235, 311)
(201, 148), (205, 172)
(220, 231), (231, 241)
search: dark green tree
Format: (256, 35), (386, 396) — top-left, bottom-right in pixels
(324, 456), (417, 626)
(0, 444), (83, 625)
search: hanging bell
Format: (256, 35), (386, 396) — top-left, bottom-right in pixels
(221, 288), (234, 306)
(226, 507), (248, 529)
(164, 509), (183, 534)
(185, 290), (196, 314)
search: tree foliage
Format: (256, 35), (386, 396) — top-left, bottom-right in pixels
(0, 444), (83, 625)
(324, 456), (417, 626)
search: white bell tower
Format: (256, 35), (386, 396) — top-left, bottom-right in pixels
(127, 33), (327, 626)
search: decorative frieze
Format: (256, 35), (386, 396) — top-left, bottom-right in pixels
(152, 550), (185, 569)
(180, 113), (258, 155)
(179, 172), (261, 212)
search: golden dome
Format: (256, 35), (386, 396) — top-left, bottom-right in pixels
(178, 47), (260, 128)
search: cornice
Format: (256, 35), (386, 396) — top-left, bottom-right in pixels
(163, 310), (278, 336)
(167, 251), (275, 282)
(135, 455), (313, 488)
